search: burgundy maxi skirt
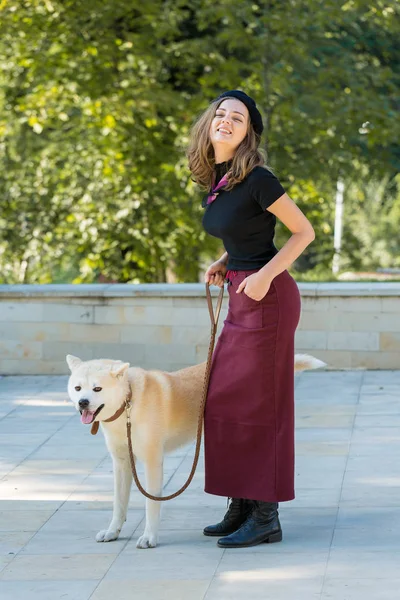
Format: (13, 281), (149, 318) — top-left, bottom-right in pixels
(204, 267), (301, 502)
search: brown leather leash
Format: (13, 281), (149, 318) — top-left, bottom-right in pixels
(125, 282), (224, 501)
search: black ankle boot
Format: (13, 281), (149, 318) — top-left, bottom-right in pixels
(217, 501), (282, 548)
(203, 498), (254, 537)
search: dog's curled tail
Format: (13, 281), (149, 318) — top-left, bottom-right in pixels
(294, 354), (327, 372)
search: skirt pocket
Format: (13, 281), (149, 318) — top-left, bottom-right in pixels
(226, 271), (278, 332)
(226, 271), (263, 329)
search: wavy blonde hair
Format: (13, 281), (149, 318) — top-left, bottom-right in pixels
(187, 96), (271, 192)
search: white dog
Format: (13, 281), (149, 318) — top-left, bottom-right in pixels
(66, 353), (325, 548)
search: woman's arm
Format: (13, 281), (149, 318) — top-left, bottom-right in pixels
(259, 193), (315, 281)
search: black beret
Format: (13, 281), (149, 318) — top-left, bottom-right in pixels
(213, 89), (264, 137)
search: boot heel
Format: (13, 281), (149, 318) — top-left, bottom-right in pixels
(265, 530), (282, 543)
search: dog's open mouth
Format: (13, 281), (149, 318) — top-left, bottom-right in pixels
(80, 404), (104, 425)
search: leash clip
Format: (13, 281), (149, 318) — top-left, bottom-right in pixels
(125, 397), (132, 423)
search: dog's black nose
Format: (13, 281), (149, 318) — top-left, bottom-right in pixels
(78, 399), (90, 409)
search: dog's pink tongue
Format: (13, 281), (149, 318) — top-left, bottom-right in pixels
(81, 410), (95, 424)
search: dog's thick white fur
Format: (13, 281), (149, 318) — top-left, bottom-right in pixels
(66, 353), (326, 548)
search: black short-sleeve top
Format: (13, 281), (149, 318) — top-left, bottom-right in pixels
(201, 160), (286, 270)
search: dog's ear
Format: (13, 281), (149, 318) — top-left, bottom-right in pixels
(110, 362), (130, 379)
(66, 354), (83, 372)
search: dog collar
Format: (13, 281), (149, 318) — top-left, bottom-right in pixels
(90, 386), (132, 435)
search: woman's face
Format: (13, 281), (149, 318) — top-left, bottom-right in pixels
(209, 98), (249, 152)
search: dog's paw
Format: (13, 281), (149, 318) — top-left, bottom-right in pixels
(136, 532), (158, 549)
(96, 529), (120, 543)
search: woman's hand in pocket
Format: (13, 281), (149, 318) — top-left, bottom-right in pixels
(236, 272), (271, 301)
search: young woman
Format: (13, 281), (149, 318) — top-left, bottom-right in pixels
(187, 90), (315, 549)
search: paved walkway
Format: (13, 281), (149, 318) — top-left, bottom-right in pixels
(0, 369), (399, 599)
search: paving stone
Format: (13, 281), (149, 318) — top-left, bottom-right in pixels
(0, 510), (55, 532)
(325, 549), (400, 578)
(91, 580), (209, 600)
(216, 549), (329, 578)
(0, 554), (116, 581)
(0, 580), (99, 600)
(321, 579), (400, 600)
(0, 369), (399, 600)
(205, 578), (323, 600)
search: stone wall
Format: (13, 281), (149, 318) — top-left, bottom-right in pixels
(0, 282), (399, 374)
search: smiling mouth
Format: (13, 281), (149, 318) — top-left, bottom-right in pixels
(80, 404), (105, 425)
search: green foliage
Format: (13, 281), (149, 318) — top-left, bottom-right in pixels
(0, 0), (399, 283)
(340, 171), (400, 271)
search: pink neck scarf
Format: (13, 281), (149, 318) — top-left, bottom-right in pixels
(206, 172), (230, 205)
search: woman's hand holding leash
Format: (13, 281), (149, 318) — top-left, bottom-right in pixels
(204, 259), (227, 288)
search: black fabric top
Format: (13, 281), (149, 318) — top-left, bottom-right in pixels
(202, 161), (286, 270)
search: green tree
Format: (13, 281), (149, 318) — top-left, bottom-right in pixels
(0, 0), (398, 283)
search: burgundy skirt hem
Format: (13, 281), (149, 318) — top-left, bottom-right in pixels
(204, 486), (295, 504)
